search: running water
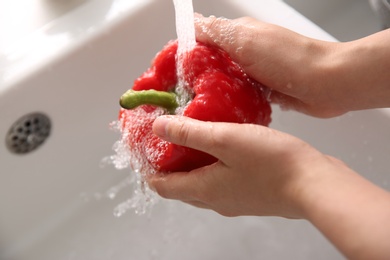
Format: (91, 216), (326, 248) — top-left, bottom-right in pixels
(172, 0), (196, 108)
(103, 0), (197, 216)
(173, 0), (196, 57)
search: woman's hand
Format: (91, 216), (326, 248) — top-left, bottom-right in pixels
(148, 115), (333, 218)
(195, 15), (390, 117)
(147, 115), (390, 259)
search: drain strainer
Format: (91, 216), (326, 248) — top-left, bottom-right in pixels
(6, 112), (51, 154)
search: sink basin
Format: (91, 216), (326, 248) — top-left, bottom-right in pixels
(1, 0), (389, 259)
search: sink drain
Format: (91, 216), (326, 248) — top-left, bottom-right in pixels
(6, 112), (51, 154)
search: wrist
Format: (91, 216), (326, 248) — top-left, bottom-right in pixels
(323, 30), (390, 111)
(285, 154), (342, 219)
(293, 29), (390, 117)
(297, 155), (390, 259)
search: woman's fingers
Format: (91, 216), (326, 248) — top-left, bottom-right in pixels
(147, 162), (222, 202)
(153, 116), (232, 162)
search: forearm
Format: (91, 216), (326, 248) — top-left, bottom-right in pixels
(299, 158), (390, 259)
(327, 29), (390, 111)
(278, 28), (390, 116)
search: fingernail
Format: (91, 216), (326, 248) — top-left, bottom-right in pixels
(153, 116), (174, 139)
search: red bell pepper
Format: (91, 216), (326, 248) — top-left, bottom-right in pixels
(119, 40), (271, 173)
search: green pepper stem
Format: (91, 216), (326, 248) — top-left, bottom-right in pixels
(120, 89), (178, 112)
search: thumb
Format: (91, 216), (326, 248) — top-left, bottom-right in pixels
(152, 115), (228, 160)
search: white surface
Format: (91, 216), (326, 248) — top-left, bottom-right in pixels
(0, 0), (389, 259)
(0, 0), (155, 91)
(285, 0), (381, 41)
(0, 0), (87, 51)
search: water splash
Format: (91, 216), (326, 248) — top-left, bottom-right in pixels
(102, 116), (159, 216)
(113, 179), (158, 217)
(100, 121), (131, 170)
(105, 175), (134, 200)
(101, 0), (197, 216)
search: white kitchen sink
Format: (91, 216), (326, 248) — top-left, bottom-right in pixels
(1, 0), (389, 259)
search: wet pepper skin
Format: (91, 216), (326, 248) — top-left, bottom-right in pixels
(119, 40), (271, 173)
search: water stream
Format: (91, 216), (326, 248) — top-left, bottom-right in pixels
(173, 0), (196, 108)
